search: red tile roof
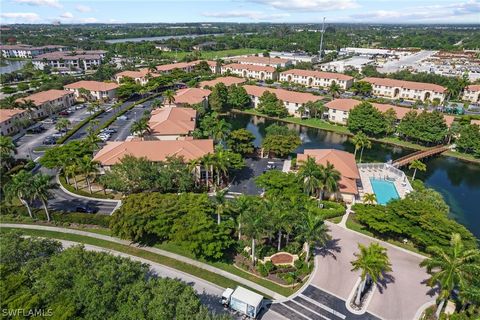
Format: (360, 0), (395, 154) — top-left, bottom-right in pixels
(148, 107), (197, 135)
(200, 76), (245, 88)
(0, 108), (26, 123)
(174, 88), (211, 105)
(233, 56), (290, 65)
(243, 85), (323, 104)
(16, 89), (72, 106)
(465, 85), (480, 92)
(297, 149), (359, 194)
(115, 68), (160, 79)
(93, 139), (214, 166)
(280, 69), (353, 81)
(64, 81), (119, 91)
(363, 77), (446, 93)
(222, 63), (275, 73)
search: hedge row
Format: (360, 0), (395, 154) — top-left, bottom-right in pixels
(56, 108), (105, 144)
(318, 201), (346, 220)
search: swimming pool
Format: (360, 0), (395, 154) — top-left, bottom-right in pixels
(370, 178), (400, 205)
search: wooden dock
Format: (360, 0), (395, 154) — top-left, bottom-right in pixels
(392, 145), (449, 167)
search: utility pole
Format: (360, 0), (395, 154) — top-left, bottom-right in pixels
(319, 17), (326, 61)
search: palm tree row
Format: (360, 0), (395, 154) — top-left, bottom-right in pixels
(62, 155), (99, 194)
(199, 146), (243, 191)
(297, 157), (342, 200)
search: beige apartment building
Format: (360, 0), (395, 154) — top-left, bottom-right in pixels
(279, 69), (354, 90)
(221, 63), (277, 81)
(114, 68), (160, 85)
(64, 81), (119, 101)
(16, 89), (75, 118)
(463, 85), (480, 103)
(0, 109), (28, 136)
(363, 77), (447, 102)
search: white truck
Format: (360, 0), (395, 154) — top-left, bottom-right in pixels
(221, 286), (264, 319)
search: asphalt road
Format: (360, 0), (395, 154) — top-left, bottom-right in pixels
(229, 158), (284, 196)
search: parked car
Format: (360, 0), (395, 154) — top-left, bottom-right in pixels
(27, 125), (45, 134)
(75, 205), (98, 214)
(42, 118), (56, 124)
(75, 104), (84, 110)
(59, 110), (70, 116)
(42, 137), (57, 145)
(117, 115), (128, 120)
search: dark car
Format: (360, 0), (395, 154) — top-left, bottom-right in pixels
(75, 205), (98, 213)
(42, 137), (57, 145)
(27, 125), (45, 134)
(59, 110), (70, 116)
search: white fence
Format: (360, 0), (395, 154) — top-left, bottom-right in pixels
(358, 162), (413, 193)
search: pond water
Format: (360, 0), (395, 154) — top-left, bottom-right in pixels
(228, 113), (480, 239)
(104, 33), (225, 43)
(0, 60), (27, 74)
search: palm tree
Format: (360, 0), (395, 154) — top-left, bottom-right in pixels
(351, 131), (371, 163)
(0, 136), (17, 169)
(328, 81), (342, 99)
(5, 170), (34, 218)
(363, 193), (377, 205)
(85, 132), (101, 150)
(241, 204), (266, 265)
(213, 189), (228, 225)
(78, 155), (97, 194)
(55, 118), (71, 134)
(130, 118), (151, 139)
(351, 242), (392, 306)
(20, 99), (38, 118)
(78, 88), (92, 102)
(409, 160), (427, 181)
(31, 173), (56, 222)
(420, 233), (480, 319)
(231, 195), (251, 240)
(297, 156), (323, 197)
(65, 163), (79, 190)
(151, 99), (163, 109)
(163, 89), (176, 105)
(211, 119), (231, 143)
(201, 153), (215, 190)
(319, 162), (341, 200)
(296, 210), (330, 264)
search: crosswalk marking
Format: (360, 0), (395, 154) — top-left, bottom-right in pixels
(299, 294), (347, 320)
(290, 300), (332, 320)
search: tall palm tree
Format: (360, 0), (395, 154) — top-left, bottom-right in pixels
(351, 131), (371, 163)
(20, 99), (38, 118)
(363, 193), (377, 205)
(351, 242), (392, 306)
(319, 162), (341, 200)
(296, 210), (329, 263)
(241, 204), (266, 265)
(0, 136), (17, 170)
(298, 156), (323, 197)
(163, 89), (176, 105)
(231, 195), (251, 240)
(328, 81), (342, 99)
(213, 189), (228, 225)
(409, 160), (427, 181)
(211, 119), (231, 143)
(5, 170), (34, 218)
(65, 163), (79, 190)
(55, 118), (71, 134)
(420, 233), (480, 319)
(130, 117), (151, 139)
(78, 155), (98, 194)
(201, 153), (215, 190)
(31, 173), (56, 222)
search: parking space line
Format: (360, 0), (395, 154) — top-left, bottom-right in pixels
(298, 294), (346, 319)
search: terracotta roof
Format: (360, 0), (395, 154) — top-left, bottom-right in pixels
(471, 119), (480, 126)
(222, 63), (275, 73)
(64, 81), (119, 92)
(148, 107), (197, 135)
(174, 88), (211, 105)
(93, 139), (214, 165)
(116, 68), (160, 79)
(325, 99), (455, 126)
(363, 77), (446, 93)
(0, 108), (26, 123)
(280, 69), (353, 81)
(16, 89), (72, 106)
(465, 85), (480, 92)
(243, 85), (323, 104)
(233, 56), (290, 66)
(297, 149), (360, 194)
(200, 76), (245, 88)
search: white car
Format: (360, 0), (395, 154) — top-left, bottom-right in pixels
(117, 115), (128, 120)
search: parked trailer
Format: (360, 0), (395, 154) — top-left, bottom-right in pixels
(222, 286), (264, 319)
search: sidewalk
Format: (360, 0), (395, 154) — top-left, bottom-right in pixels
(1, 223), (285, 300)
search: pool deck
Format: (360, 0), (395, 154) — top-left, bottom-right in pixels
(358, 163), (413, 204)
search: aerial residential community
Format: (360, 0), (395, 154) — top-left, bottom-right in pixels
(0, 1), (479, 320)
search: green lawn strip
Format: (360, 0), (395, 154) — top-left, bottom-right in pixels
(163, 48), (262, 60)
(32, 145), (53, 152)
(328, 215), (343, 224)
(58, 175), (117, 200)
(0, 227), (274, 298)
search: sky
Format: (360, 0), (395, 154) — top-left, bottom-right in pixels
(0, 0), (479, 25)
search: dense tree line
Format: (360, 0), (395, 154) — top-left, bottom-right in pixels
(0, 232), (229, 320)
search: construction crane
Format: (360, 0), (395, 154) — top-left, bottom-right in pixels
(318, 17), (326, 61)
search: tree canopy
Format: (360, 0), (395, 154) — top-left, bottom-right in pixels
(347, 102), (387, 136)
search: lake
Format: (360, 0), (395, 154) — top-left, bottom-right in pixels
(228, 113), (480, 239)
(0, 60), (27, 74)
(104, 33), (225, 44)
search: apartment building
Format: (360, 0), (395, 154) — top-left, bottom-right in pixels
(148, 107), (197, 140)
(199, 76), (245, 88)
(115, 68), (160, 85)
(221, 63), (277, 81)
(230, 55), (292, 68)
(325, 98), (454, 127)
(0, 109), (28, 136)
(156, 60), (217, 74)
(243, 85), (323, 116)
(64, 81), (119, 101)
(0, 44), (65, 58)
(463, 85), (480, 103)
(279, 69), (354, 90)
(363, 77), (447, 102)
(33, 50), (106, 71)
(16, 89), (75, 118)
(171, 88), (211, 107)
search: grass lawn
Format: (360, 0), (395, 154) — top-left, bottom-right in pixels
(162, 48), (263, 60)
(59, 175), (121, 200)
(0, 227), (278, 298)
(328, 215), (344, 224)
(32, 145), (53, 152)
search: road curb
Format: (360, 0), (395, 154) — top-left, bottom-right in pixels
(55, 174), (121, 204)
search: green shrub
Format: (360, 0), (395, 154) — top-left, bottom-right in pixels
(264, 260), (275, 273)
(283, 241), (302, 254)
(257, 263), (268, 277)
(317, 201), (345, 220)
(57, 109), (105, 144)
(50, 212), (111, 227)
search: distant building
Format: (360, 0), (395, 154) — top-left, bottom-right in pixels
(64, 81), (119, 101)
(279, 69), (354, 90)
(230, 55), (292, 68)
(172, 88), (211, 107)
(269, 51), (318, 64)
(114, 68), (160, 85)
(363, 77), (447, 102)
(16, 89), (75, 118)
(148, 107), (197, 140)
(192, 41), (217, 51)
(199, 76), (245, 88)
(156, 60), (217, 74)
(155, 44), (172, 52)
(221, 63), (277, 81)
(319, 56), (374, 73)
(1, 44), (65, 58)
(33, 50), (106, 71)
(243, 85), (323, 116)
(463, 85), (480, 103)
(0, 109), (28, 136)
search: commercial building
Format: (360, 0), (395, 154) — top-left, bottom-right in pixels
(230, 55), (292, 68)
(199, 76), (245, 88)
(296, 149), (361, 203)
(269, 51), (318, 64)
(148, 107), (197, 140)
(0, 44), (65, 58)
(363, 77), (447, 102)
(114, 68), (160, 85)
(463, 85), (480, 103)
(64, 81), (119, 101)
(221, 63), (277, 81)
(319, 56), (374, 73)
(279, 69), (354, 90)
(16, 89), (75, 118)
(0, 109), (28, 136)
(243, 85), (323, 116)
(172, 88), (211, 107)
(156, 60), (217, 74)
(33, 50), (106, 71)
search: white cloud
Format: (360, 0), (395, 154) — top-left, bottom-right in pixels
(78, 17), (98, 23)
(60, 11), (74, 19)
(75, 5), (92, 13)
(202, 10), (290, 20)
(13, 0), (61, 8)
(0, 12), (40, 22)
(250, 0), (359, 11)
